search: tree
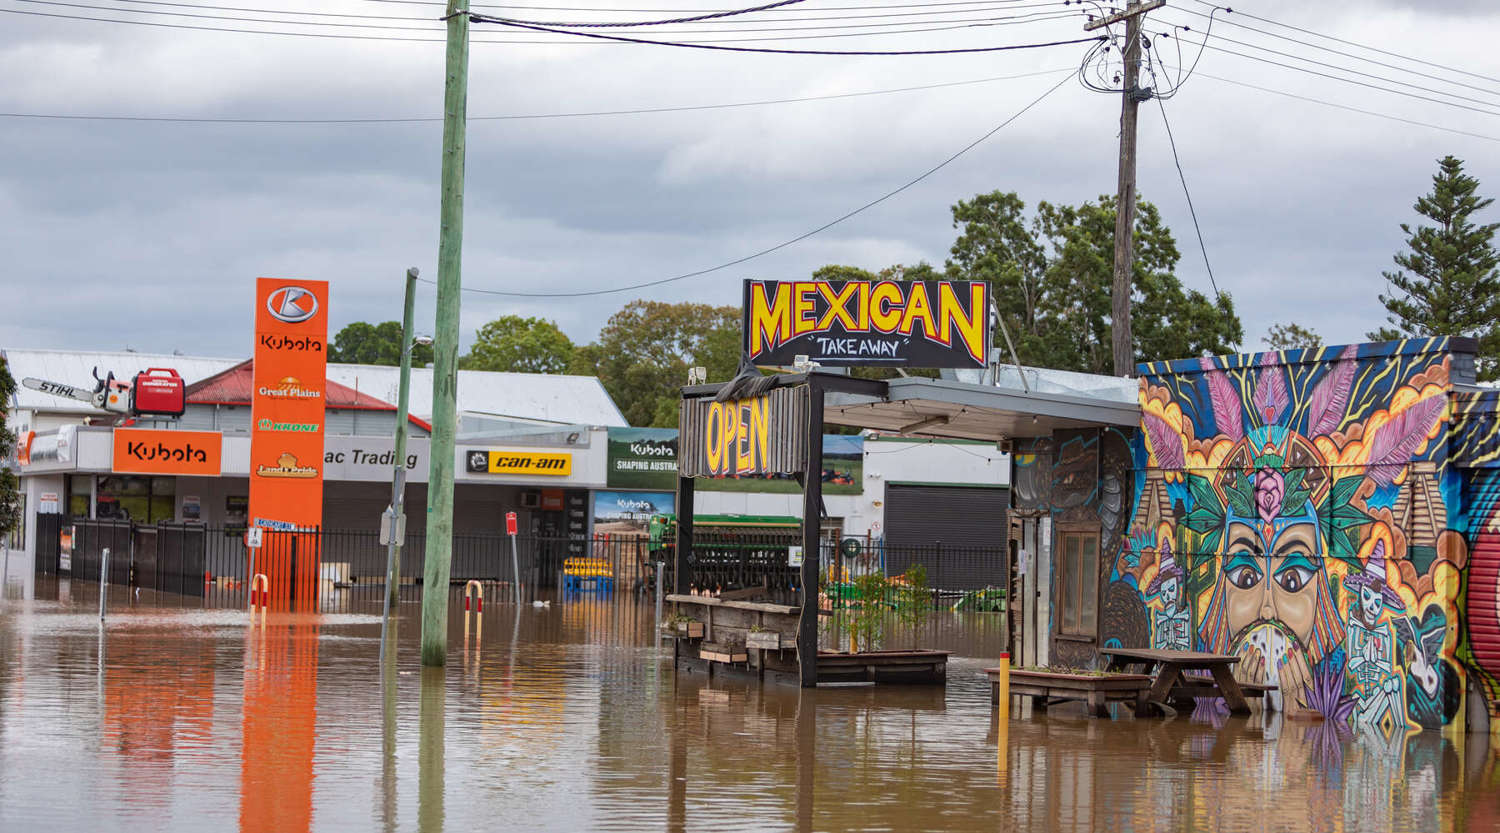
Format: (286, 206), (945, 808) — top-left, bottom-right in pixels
(571, 300), (740, 427)
(327, 321), (434, 367)
(0, 355), (20, 545)
(1369, 155), (1500, 380)
(1264, 322), (1322, 351)
(946, 191), (1242, 374)
(460, 315), (575, 373)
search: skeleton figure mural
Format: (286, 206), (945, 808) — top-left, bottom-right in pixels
(1116, 341), (1469, 729)
(1342, 542), (1406, 737)
(1146, 541), (1190, 651)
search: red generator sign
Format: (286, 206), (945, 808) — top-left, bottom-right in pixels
(132, 368), (186, 416)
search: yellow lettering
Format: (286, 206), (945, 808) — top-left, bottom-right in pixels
(736, 402), (753, 473)
(752, 395), (770, 471)
(792, 281), (818, 337)
(815, 282), (862, 332)
(899, 282), (936, 338)
(705, 401), (723, 474)
(748, 282), (792, 355)
(869, 281), (903, 332)
(939, 282), (986, 361)
(855, 281), (871, 331)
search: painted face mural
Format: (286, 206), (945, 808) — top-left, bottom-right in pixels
(1116, 342), (1467, 731)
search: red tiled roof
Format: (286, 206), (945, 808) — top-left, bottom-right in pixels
(185, 359), (431, 430)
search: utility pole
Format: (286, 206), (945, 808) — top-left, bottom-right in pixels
(381, 267), (423, 665)
(1086, 0), (1162, 378)
(422, 1), (470, 667)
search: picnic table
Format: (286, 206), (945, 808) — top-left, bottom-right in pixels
(1101, 648), (1256, 716)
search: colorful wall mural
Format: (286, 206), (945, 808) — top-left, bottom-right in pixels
(1115, 338), (1473, 736)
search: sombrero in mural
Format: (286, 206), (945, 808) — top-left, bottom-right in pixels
(1342, 540), (1404, 611)
(1145, 540), (1183, 595)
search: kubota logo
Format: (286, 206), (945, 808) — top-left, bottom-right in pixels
(266, 285), (319, 323)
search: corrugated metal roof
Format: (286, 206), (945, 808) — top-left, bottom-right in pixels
(327, 366), (629, 426)
(186, 359), (395, 410)
(2, 349), (240, 414)
(3, 348), (629, 426)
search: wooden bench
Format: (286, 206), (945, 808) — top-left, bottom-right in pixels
(987, 668), (1156, 718)
(1172, 674), (1276, 702)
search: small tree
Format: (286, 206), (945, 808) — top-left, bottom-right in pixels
(1264, 322), (1322, 351)
(328, 321), (434, 367)
(1370, 155), (1500, 379)
(0, 355), (20, 544)
(844, 566), (932, 652)
(461, 315), (574, 373)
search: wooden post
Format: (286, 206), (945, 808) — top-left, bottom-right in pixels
(1086, 1), (1161, 377)
(421, 0), (470, 667)
(674, 475), (694, 596)
(798, 380), (825, 688)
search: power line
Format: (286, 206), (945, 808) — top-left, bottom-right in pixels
(1187, 27), (1500, 111)
(472, 0), (809, 28)
(1183, 0), (1500, 87)
(0, 66), (1073, 123)
(469, 13), (1103, 55)
(420, 72), (1072, 299)
(1, 1), (1089, 44)
(1176, 35), (1500, 120)
(1180, 66), (1500, 144)
(1154, 95), (1221, 302)
(1171, 5), (1500, 99)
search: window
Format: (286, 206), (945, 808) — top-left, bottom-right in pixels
(1057, 528), (1099, 638)
(95, 475), (177, 524)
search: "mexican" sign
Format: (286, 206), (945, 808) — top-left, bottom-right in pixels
(743, 279), (990, 368)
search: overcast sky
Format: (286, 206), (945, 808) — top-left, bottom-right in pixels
(2, 0), (1498, 365)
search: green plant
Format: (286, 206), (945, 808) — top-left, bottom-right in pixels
(839, 566), (933, 652)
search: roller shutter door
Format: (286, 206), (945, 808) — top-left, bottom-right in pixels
(883, 484), (1007, 591)
(1468, 470), (1500, 712)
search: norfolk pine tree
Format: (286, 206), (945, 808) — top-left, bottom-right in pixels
(1370, 155), (1500, 380)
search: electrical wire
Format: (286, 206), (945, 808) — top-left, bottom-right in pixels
(470, 0), (809, 28)
(1153, 95), (1222, 303)
(0, 67), (1074, 124)
(415, 72), (1073, 299)
(468, 13), (1104, 55)
(1177, 66), (1500, 145)
(1171, 5), (1500, 98)
(1183, 0), (1500, 86)
(1, 1), (1090, 44)
(1167, 33), (1500, 119)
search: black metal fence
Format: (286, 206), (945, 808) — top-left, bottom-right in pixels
(31, 518), (1009, 621)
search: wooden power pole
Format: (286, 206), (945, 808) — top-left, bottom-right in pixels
(1086, 0), (1162, 378)
(421, 1), (470, 667)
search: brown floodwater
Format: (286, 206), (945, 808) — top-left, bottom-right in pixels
(1, 579), (1496, 833)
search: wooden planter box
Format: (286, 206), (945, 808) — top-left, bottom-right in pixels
(988, 668), (1155, 717)
(746, 631), (781, 650)
(670, 621), (704, 638)
(816, 649), (949, 685)
(700, 643), (748, 664)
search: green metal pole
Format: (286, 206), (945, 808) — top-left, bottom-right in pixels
(422, 1), (469, 667)
(380, 267), (420, 664)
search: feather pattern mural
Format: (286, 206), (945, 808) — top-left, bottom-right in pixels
(1366, 394), (1446, 485)
(1307, 344), (1358, 437)
(1199, 357), (1244, 443)
(1142, 409), (1186, 470)
(1252, 352), (1290, 426)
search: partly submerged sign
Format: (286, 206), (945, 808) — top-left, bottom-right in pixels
(743, 279), (990, 368)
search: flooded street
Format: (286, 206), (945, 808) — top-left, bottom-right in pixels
(1, 582), (1495, 833)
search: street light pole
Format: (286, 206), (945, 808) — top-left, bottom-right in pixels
(422, 0), (470, 667)
(381, 267), (421, 665)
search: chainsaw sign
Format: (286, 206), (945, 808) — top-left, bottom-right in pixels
(22, 366), (186, 419)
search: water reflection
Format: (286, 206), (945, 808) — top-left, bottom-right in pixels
(0, 589), (1492, 832)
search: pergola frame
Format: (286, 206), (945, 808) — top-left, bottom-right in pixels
(676, 369), (1138, 687)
